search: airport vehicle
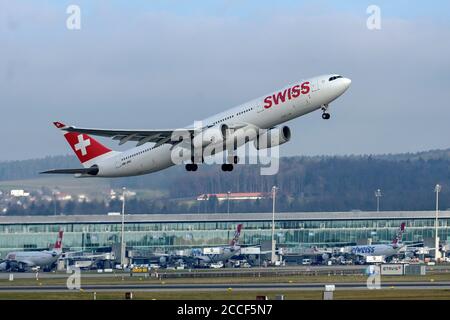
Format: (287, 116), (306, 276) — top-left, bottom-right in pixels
(301, 258), (311, 265)
(210, 261), (224, 269)
(42, 75), (351, 177)
(0, 230), (63, 272)
(64, 251), (116, 270)
(348, 223), (406, 259)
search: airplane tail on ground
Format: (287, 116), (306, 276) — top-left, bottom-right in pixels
(53, 230), (64, 253)
(230, 224), (243, 246)
(392, 222), (406, 247)
(53, 121), (113, 168)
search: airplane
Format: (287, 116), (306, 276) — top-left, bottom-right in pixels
(0, 230), (63, 272)
(347, 222), (406, 259)
(41, 74), (351, 177)
(189, 224), (243, 265)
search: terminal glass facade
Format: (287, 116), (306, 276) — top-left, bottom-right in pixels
(0, 215), (449, 256)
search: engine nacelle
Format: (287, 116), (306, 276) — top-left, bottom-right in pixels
(192, 124), (227, 148)
(253, 126), (291, 150)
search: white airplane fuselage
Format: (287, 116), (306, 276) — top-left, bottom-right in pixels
(349, 244), (401, 258)
(193, 246), (241, 264)
(0, 250), (60, 271)
(74, 74), (351, 177)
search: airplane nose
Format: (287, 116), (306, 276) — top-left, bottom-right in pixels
(342, 78), (352, 89)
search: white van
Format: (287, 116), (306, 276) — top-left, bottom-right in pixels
(210, 261), (224, 269)
(302, 259), (311, 265)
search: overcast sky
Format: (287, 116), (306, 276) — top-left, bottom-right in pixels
(1, 0), (449, 161)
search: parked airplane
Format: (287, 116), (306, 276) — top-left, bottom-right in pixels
(42, 74), (351, 177)
(0, 230), (63, 272)
(191, 224), (243, 264)
(347, 223), (406, 258)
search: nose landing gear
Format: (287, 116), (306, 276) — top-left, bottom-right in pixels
(321, 104), (331, 120)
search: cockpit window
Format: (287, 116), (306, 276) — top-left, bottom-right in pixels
(329, 75), (343, 81)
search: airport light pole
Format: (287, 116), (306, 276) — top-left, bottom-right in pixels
(271, 186), (278, 264)
(53, 190), (57, 215)
(435, 184), (442, 261)
(375, 189), (382, 212)
(121, 187), (126, 268)
(227, 191), (231, 215)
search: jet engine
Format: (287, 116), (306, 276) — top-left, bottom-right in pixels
(253, 126), (291, 150)
(192, 124), (228, 148)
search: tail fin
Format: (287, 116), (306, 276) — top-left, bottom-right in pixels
(392, 222), (406, 247)
(53, 122), (112, 167)
(53, 230), (64, 253)
(230, 224), (243, 246)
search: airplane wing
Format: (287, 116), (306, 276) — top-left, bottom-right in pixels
(54, 122), (195, 147)
(54, 121), (253, 147)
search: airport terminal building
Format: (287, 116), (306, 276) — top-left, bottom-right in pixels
(0, 211), (449, 257)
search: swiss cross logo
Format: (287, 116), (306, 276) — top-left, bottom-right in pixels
(63, 132), (112, 164)
(74, 134), (91, 156)
(53, 122), (66, 129)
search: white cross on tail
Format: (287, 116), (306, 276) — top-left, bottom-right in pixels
(74, 134), (91, 156)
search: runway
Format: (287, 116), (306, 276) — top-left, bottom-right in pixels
(1, 281), (449, 292)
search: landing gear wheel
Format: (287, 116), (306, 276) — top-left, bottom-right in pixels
(322, 112), (331, 120)
(221, 164), (234, 172)
(185, 164), (198, 171)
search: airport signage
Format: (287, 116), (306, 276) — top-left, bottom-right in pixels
(380, 264), (404, 275)
(132, 266), (149, 273)
(366, 255), (384, 263)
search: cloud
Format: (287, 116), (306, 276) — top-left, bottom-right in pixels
(0, 1), (449, 160)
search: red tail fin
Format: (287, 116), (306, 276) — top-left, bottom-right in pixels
(230, 224), (243, 246)
(54, 122), (112, 165)
(392, 222), (406, 246)
(54, 230), (64, 250)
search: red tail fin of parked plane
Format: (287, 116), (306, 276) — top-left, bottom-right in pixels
(230, 224), (243, 246)
(53, 230), (64, 253)
(392, 222), (406, 247)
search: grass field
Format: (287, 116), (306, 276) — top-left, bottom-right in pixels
(2, 273), (450, 287)
(1, 289), (450, 300)
(1, 273), (450, 300)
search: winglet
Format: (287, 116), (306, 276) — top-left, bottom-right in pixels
(53, 121), (68, 129)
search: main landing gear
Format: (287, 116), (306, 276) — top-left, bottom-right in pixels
(221, 155), (239, 172)
(321, 104), (331, 120)
(185, 155), (239, 172)
(221, 164), (233, 171)
(185, 155), (201, 171)
(185, 163), (198, 171)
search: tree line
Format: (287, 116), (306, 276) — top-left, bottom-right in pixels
(1, 150), (449, 214)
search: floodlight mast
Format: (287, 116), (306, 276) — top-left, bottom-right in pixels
(271, 186), (279, 264)
(375, 189), (382, 212)
(434, 184), (441, 261)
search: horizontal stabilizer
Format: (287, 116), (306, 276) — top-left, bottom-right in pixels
(40, 167), (99, 175)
